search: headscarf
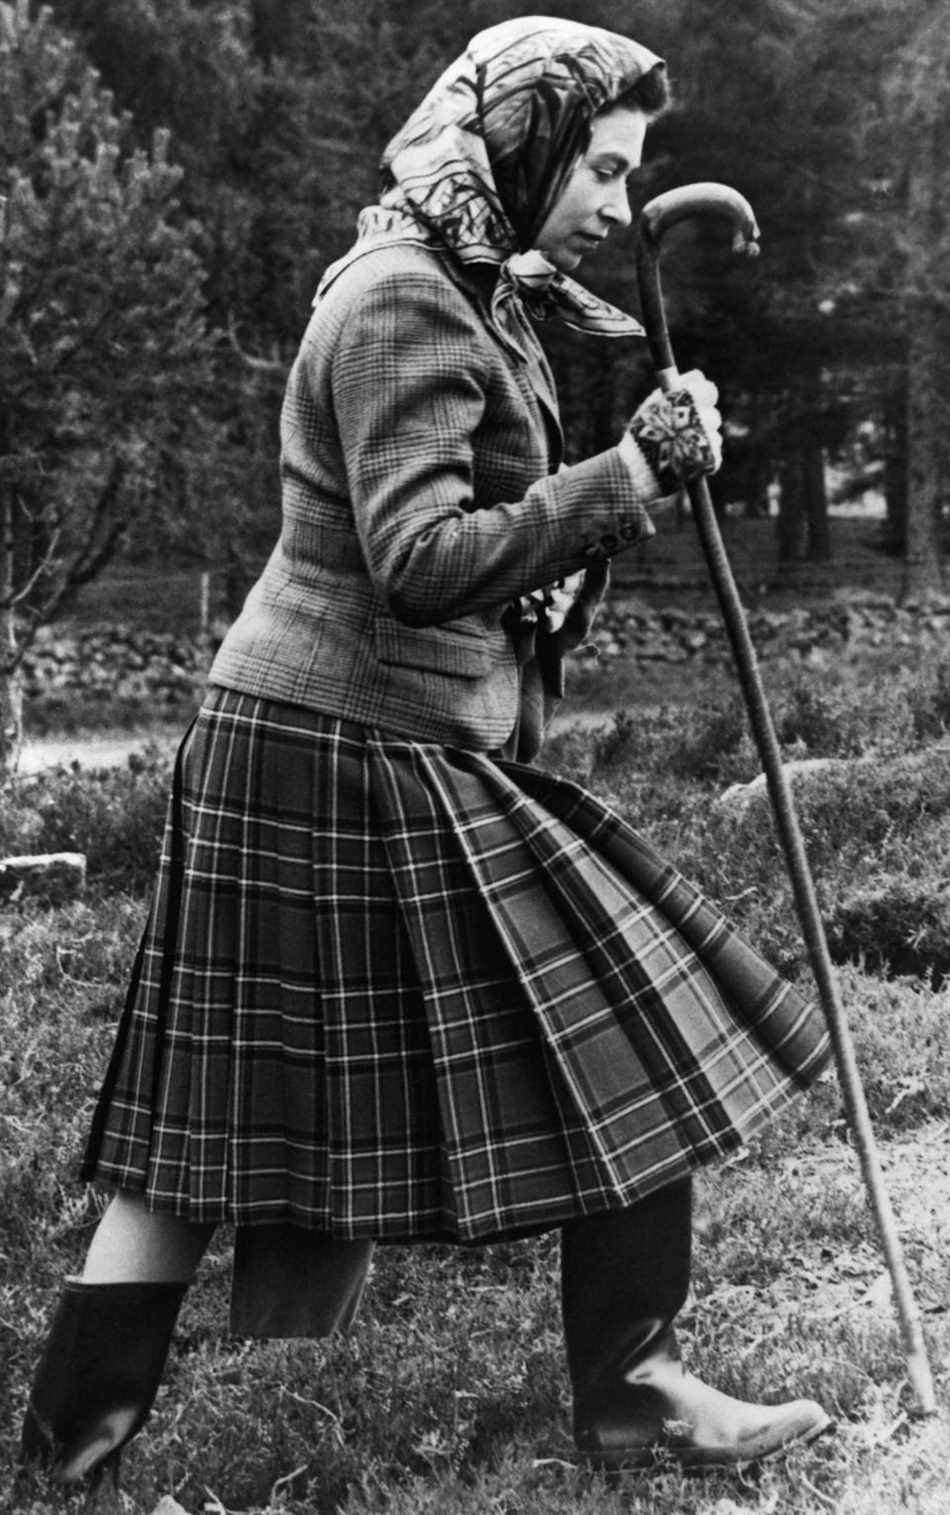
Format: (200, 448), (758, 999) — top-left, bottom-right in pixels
(317, 16), (666, 347)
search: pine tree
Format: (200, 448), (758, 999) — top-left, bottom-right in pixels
(0, 3), (212, 767)
(664, 0), (947, 592)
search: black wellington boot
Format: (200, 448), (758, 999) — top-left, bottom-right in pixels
(561, 1182), (831, 1471)
(20, 1277), (187, 1488)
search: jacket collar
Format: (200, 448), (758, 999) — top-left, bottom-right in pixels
(317, 231), (564, 467)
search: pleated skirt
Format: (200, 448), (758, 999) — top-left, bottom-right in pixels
(82, 687), (831, 1242)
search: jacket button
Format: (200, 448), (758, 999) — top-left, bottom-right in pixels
(619, 521), (639, 541)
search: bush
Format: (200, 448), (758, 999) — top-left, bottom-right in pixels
(772, 674), (885, 758)
(553, 654), (950, 792)
(832, 967), (950, 1129)
(544, 695), (759, 798)
(906, 656), (950, 742)
(771, 661), (950, 760)
(0, 746), (172, 892)
(587, 745), (950, 978)
(24, 687), (198, 737)
(829, 878), (950, 987)
(661, 689), (759, 783)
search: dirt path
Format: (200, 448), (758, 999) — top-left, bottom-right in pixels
(17, 731), (180, 776)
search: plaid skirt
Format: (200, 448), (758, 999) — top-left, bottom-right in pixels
(82, 687), (831, 1243)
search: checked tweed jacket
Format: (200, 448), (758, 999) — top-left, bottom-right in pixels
(210, 241), (661, 752)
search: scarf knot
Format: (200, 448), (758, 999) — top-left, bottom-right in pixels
(493, 249), (644, 342)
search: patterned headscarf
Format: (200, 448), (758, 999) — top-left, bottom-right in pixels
(318, 16), (666, 345)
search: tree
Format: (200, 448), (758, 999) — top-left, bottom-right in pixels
(646, 0), (883, 575)
(0, 3), (213, 767)
(45, 0), (468, 592)
(898, 4), (949, 600)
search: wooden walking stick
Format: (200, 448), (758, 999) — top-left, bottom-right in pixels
(635, 182), (937, 1417)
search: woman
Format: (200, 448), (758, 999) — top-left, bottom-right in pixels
(20, 15), (833, 1488)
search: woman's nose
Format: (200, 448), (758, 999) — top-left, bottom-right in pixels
(601, 184), (633, 229)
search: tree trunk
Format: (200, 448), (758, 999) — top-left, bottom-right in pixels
(904, 339), (947, 601)
(743, 393), (772, 519)
(1, 473), (24, 774)
(883, 382), (908, 555)
(902, 65), (947, 602)
(776, 451), (808, 565)
(804, 437), (832, 562)
(745, 445), (772, 519)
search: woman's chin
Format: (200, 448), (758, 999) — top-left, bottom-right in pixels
(542, 249), (583, 273)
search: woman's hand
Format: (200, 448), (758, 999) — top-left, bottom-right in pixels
(624, 369), (723, 494)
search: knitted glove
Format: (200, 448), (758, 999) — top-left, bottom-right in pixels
(626, 370), (722, 494)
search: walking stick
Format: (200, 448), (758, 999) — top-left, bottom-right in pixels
(635, 182), (937, 1417)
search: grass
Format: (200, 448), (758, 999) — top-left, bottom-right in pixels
(2, 639), (950, 1513)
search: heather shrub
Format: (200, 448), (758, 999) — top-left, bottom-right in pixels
(772, 660), (950, 759)
(905, 655), (950, 741)
(828, 877), (950, 987)
(772, 674), (887, 757)
(658, 690), (758, 783)
(648, 748), (950, 978)
(24, 687), (198, 737)
(0, 746), (171, 892)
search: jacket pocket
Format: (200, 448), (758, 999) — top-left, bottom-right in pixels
(372, 617), (492, 679)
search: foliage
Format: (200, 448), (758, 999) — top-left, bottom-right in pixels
(556, 647), (950, 778)
(544, 651), (950, 983)
(0, 8), (212, 607)
(0, 3), (215, 761)
(830, 875), (950, 986)
(666, 744), (950, 978)
(0, 744), (171, 890)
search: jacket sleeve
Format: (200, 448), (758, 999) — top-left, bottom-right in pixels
(328, 263), (660, 627)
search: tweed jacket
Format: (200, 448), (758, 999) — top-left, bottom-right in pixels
(210, 240), (662, 753)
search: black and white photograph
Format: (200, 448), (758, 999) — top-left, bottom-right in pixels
(2, 3), (948, 1512)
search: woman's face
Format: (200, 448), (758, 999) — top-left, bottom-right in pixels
(535, 105), (649, 272)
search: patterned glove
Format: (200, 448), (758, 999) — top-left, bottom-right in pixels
(627, 379), (722, 495)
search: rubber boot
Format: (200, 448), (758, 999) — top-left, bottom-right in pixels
(19, 1277), (187, 1488)
(561, 1182), (831, 1470)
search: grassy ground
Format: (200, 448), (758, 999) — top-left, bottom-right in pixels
(2, 641), (949, 1514)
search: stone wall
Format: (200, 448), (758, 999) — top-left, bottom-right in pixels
(20, 594), (950, 708)
(22, 625), (209, 706)
(579, 593), (950, 669)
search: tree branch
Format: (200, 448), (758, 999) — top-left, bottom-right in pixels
(10, 524), (62, 606)
(66, 454), (128, 587)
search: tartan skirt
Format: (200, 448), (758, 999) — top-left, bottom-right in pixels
(82, 687), (831, 1243)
